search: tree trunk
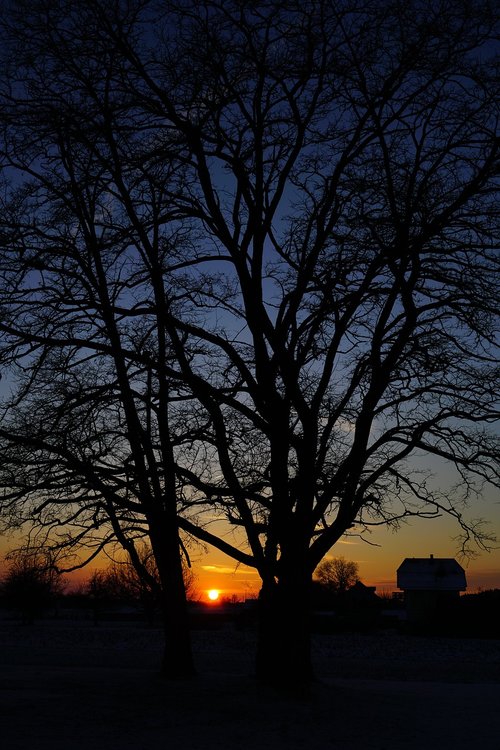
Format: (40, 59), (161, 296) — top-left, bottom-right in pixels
(256, 568), (313, 691)
(152, 527), (196, 679)
(160, 582), (196, 679)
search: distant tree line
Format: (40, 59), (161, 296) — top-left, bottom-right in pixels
(1, 551), (498, 638)
(0, 545), (196, 624)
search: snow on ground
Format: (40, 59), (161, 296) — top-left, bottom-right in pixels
(0, 620), (499, 750)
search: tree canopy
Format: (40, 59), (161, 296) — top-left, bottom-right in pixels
(315, 557), (360, 594)
(0, 0), (498, 685)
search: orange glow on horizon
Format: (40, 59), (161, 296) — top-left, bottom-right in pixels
(2, 503), (499, 598)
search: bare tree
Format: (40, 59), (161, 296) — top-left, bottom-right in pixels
(0, 551), (66, 623)
(315, 558), (360, 595)
(106, 546), (196, 603)
(86, 543), (196, 623)
(0, 0), (202, 678)
(0, 0), (498, 689)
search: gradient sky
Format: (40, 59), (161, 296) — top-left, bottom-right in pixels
(0, 5), (498, 610)
(1, 427), (498, 600)
(1, 499), (499, 600)
(193, 510), (500, 600)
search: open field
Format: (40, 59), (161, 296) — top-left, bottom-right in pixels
(1, 620), (499, 750)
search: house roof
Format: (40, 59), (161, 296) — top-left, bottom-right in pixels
(396, 556), (467, 591)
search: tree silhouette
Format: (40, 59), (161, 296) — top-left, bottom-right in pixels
(1, 551), (65, 623)
(315, 558), (360, 595)
(0, 0), (498, 688)
(0, 0), (200, 677)
(87, 544), (196, 623)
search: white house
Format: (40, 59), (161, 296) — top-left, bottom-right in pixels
(397, 555), (467, 624)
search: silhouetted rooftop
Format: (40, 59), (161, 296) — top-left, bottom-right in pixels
(397, 555), (467, 591)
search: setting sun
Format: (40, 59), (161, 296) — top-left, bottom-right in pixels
(207, 589), (220, 602)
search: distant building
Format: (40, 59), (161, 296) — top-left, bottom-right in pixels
(397, 555), (467, 624)
(344, 580), (380, 606)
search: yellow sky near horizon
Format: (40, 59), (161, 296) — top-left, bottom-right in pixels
(192, 520), (500, 600)
(1, 487), (499, 601)
(187, 475), (500, 599)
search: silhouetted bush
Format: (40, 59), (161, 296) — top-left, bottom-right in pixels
(0, 554), (65, 623)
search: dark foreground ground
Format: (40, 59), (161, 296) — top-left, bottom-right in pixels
(0, 620), (499, 750)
